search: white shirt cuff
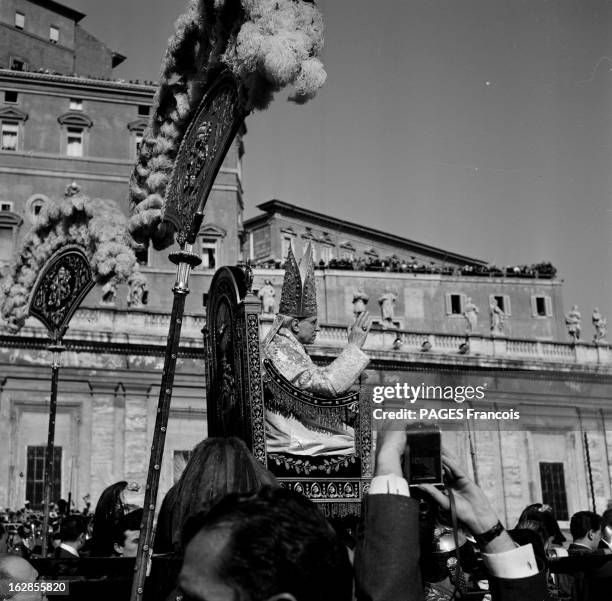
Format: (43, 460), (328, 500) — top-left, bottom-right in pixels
(369, 474), (410, 497)
(482, 543), (539, 579)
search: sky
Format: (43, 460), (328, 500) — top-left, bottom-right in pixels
(67, 0), (612, 323)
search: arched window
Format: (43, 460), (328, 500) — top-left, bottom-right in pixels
(128, 118), (148, 160)
(26, 194), (49, 222)
(0, 210), (23, 265)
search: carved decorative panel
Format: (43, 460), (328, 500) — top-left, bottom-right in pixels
(164, 72), (247, 246)
(29, 246), (94, 342)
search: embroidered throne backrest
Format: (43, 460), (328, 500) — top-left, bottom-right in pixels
(204, 265), (373, 518)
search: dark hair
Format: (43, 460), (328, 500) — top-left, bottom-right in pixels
(57, 499), (68, 515)
(601, 508), (612, 531)
(59, 515), (88, 542)
(90, 481), (127, 556)
(112, 508), (143, 546)
(159, 437), (277, 552)
(517, 503), (566, 545)
(570, 511), (601, 540)
(181, 487), (352, 601)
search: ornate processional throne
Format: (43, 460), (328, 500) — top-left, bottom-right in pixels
(204, 265), (373, 517)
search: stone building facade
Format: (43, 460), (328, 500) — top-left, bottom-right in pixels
(244, 200), (566, 341)
(0, 0), (243, 508)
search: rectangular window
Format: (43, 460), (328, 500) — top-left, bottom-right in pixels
(446, 293), (465, 315)
(1, 122), (18, 151)
(26, 446), (62, 510)
(201, 237), (217, 269)
(69, 98), (83, 111)
(320, 245), (334, 263)
(491, 294), (511, 316)
(539, 462), (569, 521)
(10, 58), (25, 71)
(0, 227), (14, 258)
(138, 105), (150, 117)
(281, 236), (293, 259)
(1, 202), (14, 211)
(341, 250), (354, 261)
(135, 131), (143, 155)
(49, 26), (59, 43)
(15, 12), (25, 30)
(4, 91), (18, 104)
(532, 295), (552, 317)
(66, 127), (83, 156)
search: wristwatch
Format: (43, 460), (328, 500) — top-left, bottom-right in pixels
(473, 520), (505, 548)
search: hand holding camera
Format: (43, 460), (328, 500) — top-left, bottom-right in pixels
(418, 452), (515, 554)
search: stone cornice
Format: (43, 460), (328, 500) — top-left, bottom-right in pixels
(0, 69), (157, 94)
(0, 334), (204, 359)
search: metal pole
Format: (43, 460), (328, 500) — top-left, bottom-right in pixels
(465, 401), (479, 485)
(494, 402), (509, 526)
(41, 343), (64, 556)
(577, 408), (595, 512)
(600, 409), (612, 500)
(584, 432), (596, 513)
(130, 244), (201, 601)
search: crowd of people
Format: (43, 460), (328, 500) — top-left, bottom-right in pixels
(0, 488), (142, 563)
(251, 256), (557, 279)
(1, 429), (611, 600)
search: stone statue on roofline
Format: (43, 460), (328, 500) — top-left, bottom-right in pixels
(489, 298), (505, 336)
(127, 269), (148, 308)
(258, 279), (276, 316)
(592, 308), (607, 344)
(378, 291), (397, 327)
(101, 281), (117, 306)
(565, 305), (581, 341)
(262, 243), (372, 457)
(352, 289), (369, 318)
(463, 297), (479, 334)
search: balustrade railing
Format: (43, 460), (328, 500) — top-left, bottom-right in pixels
(4, 308), (610, 365)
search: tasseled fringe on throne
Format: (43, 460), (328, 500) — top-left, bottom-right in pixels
(263, 359), (359, 433)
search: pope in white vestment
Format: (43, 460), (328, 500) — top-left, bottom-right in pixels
(262, 243), (371, 456)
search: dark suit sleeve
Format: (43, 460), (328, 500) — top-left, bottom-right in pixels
(354, 494), (423, 601)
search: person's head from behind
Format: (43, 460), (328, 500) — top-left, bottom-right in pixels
(517, 503), (566, 548)
(59, 515), (88, 551)
(570, 511), (601, 550)
(169, 437), (278, 552)
(178, 487), (352, 601)
(112, 508), (142, 557)
(0, 553), (46, 601)
(91, 481), (128, 555)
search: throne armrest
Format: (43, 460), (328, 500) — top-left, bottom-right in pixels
(262, 358), (359, 408)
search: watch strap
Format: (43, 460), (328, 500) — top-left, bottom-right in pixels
(474, 520), (505, 548)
